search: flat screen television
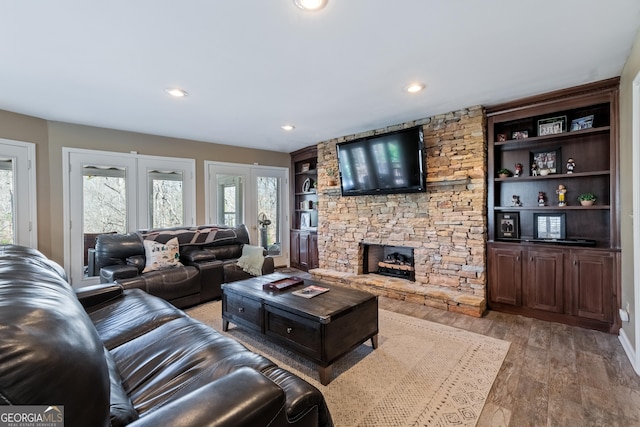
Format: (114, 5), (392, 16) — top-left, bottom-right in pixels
(336, 126), (425, 196)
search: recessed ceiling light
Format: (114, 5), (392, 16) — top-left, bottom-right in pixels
(405, 83), (426, 93)
(294, 0), (328, 11)
(165, 88), (188, 97)
(281, 124), (295, 131)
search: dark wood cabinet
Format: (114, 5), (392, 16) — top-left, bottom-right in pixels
(488, 245), (522, 306)
(571, 250), (615, 323)
(524, 247), (565, 314)
(290, 146), (318, 271)
(290, 230), (300, 266)
(486, 79), (621, 333)
(489, 242), (618, 331)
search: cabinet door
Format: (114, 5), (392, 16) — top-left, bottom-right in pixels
(290, 230), (300, 267)
(571, 251), (614, 322)
(299, 231), (310, 268)
(309, 233), (319, 269)
(488, 245), (522, 306)
(524, 248), (564, 313)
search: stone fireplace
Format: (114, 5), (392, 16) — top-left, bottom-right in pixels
(311, 106), (488, 317)
(361, 243), (415, 281)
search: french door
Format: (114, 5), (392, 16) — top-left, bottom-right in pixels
(206, 162), (289, 267)
(64, 148), (195, 286)
(0, 139), (37, 247)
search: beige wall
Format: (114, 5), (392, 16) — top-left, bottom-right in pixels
(0, 112), (290, 265)
(620, 28), (640, 349)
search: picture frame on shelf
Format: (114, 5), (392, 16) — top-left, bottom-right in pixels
(570, 115), (594, 131)
(512, 130), (529, 140)
(531, 148), (561, 174)
(300, 212), (311, 230)
(537, 115), (567, 136)
(302, 177), (311, 193)
(496, 212), (520, 240)
(301, 163), (311, 172)
(533, 213), (566, 240)
(300, 200), (312, 210)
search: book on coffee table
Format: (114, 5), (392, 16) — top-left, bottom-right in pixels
(292, 285), (330, 299)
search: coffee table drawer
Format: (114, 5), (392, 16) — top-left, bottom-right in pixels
(265, 306), (321, 357)
(223, 293), (262, 331)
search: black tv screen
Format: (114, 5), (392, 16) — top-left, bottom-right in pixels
(336, 126), (425, 196)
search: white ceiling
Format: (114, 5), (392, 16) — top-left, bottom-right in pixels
(1, 1), (639, 153)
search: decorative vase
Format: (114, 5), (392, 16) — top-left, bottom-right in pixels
(580, 200), (594, 206)
(498, 173), (509, 178)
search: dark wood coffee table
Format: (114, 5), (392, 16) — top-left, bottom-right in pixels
(221, 272), (378, 385)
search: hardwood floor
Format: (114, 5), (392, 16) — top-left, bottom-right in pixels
(377, 296), (640, 427)
(277, 268), (639, 426)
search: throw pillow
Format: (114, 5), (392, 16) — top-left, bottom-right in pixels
(142, 237), (183, 273)
(236, 244), (265, 276)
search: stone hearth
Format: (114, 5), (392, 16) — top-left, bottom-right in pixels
(310, 268), (485, 317)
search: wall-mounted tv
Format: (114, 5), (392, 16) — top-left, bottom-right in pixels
(336, 126), (425, 196)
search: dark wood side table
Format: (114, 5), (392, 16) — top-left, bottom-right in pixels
(221, 273), (378, 385)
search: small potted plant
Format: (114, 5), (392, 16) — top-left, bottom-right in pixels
(497, 168), (511, 178)
(578, 192), (596, 206)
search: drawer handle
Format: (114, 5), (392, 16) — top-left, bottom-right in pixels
(287, 327), (292, 334)
(238, 307), (244, 313)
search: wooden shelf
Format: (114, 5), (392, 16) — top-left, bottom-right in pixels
(494, 170), (609, 182)
(487, 79), (620, 333)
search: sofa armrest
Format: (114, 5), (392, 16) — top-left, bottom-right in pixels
(100, 264), (139, 284)
(128, 367), (287, 427)
(75, 283), (124, 309)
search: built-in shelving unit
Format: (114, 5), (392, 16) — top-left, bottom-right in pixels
(486, 78), (620, 333)
(290, 145), (319, 271)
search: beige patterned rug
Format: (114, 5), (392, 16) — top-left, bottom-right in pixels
(187, 301), (510, 427)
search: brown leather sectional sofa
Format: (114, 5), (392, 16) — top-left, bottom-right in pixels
(94, 224), (274, 308)
(0, 244), (332, 427)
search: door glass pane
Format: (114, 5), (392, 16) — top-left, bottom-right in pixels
(148, 170), (184, 228)
(0, 159), (14, 244)
(83, 166), (127, 275)
(217, 175), (243, 226)
(257, 176), (281, 255)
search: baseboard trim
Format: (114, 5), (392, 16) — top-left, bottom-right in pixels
(618, 328), (640, 376)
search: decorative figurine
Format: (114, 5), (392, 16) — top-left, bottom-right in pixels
(556, 184), (567, 206)
(538, 191), (546, 206)
(566, 158), (575, 174)
(531, 162), (538, 176)
(514, 163), (523, 177)
(511, 195), (522, 207)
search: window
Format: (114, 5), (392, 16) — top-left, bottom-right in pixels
(64, 149), (195, 286)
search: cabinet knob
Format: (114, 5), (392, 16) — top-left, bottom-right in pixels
(529, 257), (533, 262)
(287, 327), (292, 334)
(238, 307), (244, 313)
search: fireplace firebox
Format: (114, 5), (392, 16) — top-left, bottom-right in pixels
(361, 243), (415, 281)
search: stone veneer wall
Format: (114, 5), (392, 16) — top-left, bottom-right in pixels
(315, 106), (487, 307)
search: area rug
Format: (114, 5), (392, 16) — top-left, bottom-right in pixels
(187, 301), (510, 427)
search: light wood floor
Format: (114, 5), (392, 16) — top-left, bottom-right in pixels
(279, 268), (640, 426)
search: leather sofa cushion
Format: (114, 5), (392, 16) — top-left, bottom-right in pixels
(110, 316), (276, 416)
(87, 288), (186, 349)
(95, 232), (144, 268)
(126, 254), (145, 272)
(104, 347), (138, 426)
(0, 246), (110, 427)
